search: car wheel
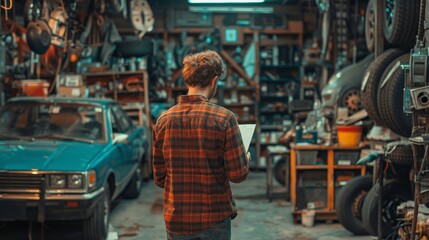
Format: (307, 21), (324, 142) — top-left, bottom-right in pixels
(339, 87), (362, 115)
(361, 179), (412, 238)
(335, 175), (372, 235)
(83, 183), (110, 240)
(140, 155), (152, 182)
(384, 0), (420, 50)
(361, 48), (404, 126)
(122, 167), (142, 199)
(377, 53), (412, 137)
(273, 157), (289, 186)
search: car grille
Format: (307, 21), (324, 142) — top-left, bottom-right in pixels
(0, 172), (45, 193)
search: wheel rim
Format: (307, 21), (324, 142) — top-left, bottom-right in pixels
(385, 0), (395, 33)
(352, 190), (367, 219)
(342, 89), (362, 114)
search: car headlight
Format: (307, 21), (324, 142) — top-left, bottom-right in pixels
(50, 175), (66, 188)
(68, 174), (83, 189)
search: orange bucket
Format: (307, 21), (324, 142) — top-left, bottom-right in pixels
(336, 125), (363, 146)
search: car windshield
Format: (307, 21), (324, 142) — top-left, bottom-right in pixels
(0, 102), (106, 143)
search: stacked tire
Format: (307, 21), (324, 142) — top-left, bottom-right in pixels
(335, 175), (373, 235)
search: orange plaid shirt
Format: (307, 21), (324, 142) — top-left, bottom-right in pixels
(152, 95), (249, 234)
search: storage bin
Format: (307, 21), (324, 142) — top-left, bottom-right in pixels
(296, 150), (318, 165)
(296, 186), (327, 210)
(337, 125), (363, 146)
(334, 151), (361, 165)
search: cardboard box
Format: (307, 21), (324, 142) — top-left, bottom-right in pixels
(57, 86), (86, 97)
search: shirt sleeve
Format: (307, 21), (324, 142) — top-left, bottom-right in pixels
(223, 115), (249, 183)
(152, 124), (166, 188)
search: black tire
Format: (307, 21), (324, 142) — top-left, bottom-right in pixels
(83, 183), (110, 240)
(273, 157), (289, 186)
(114, 39), (153, 58)
(361, 48), (404, 126)
(385, 141), (424, 166)
(384, 0), (420, 50)
(335, 175), (372, 235)
(377, 53), (412, 137)
(361, 179), (412, 238)
(122, 167), (142, 199)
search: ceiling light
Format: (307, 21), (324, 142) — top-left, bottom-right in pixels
(189, 0), (265, 3)
(189, 6), (273, 13)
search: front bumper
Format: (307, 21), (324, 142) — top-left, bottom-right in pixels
(0, 187), (104, 221)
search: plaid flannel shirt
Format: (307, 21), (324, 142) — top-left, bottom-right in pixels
(152, 95), (249, 234)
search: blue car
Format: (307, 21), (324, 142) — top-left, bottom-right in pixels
(0, 97), (147, 239)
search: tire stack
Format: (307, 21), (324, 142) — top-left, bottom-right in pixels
(336, 0), (422, 237)
(361, 0), (420, 138)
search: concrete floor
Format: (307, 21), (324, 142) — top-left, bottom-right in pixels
(110, 172), (373, 240)
(0, 172), (373, 239)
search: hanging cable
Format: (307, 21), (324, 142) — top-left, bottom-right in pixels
(417, 0), (425, 42)
(0, 0), (12, 10)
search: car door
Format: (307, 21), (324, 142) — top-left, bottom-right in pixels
(111, 106), (141, 179)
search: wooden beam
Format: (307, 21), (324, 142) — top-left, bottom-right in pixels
(220, 50), (255, 86)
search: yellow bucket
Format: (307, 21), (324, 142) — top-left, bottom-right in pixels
(337, 125), (363, 146)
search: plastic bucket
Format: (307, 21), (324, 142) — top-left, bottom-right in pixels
(337, 125), (363, 147)
(301, 209), (316, 227)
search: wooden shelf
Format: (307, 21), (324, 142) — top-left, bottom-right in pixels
(222, 102), (255, 107)
(261, 142), (284, 146)
(222, 86), (256, 91)
(260, 109), (288, 114)
(260, 95), (289, 99)
(260, 64), (300, 69)
(259, 77), (298, 83)
(334, 166), (364, 170)
(296, 165), (328, 170)
(83, 71), (146, 77)
(290, 144), (366, 222)
(261, 124), (290, 130)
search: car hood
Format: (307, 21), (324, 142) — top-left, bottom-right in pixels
(0, 141), (106, 171)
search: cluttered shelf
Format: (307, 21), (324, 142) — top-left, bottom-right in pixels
(260, 64), (301, 69)
(295, 166), (328, 170)
(259, 77), (298, 83)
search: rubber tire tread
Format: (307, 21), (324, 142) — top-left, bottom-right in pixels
(273, 158), (288, 186)
(122, 169), (142, 199)
(361, 48), (404, 126)
(384, 0), (420, 50)
(83, 183), (110, 240)
(377, 53), (412, 137)
(335, 175), (372, 235)
(385, 141), (424, 166)
(361, 179), (412, 238)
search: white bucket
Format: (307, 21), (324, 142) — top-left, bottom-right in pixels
(301, 209), (316, 227)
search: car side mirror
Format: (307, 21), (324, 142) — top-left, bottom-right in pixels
(113, 133), (129, 144)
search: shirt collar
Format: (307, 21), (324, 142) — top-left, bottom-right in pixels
(179, 95), (209, 103)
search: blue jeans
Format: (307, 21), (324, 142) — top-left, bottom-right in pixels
(166, 217), (231, 240)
